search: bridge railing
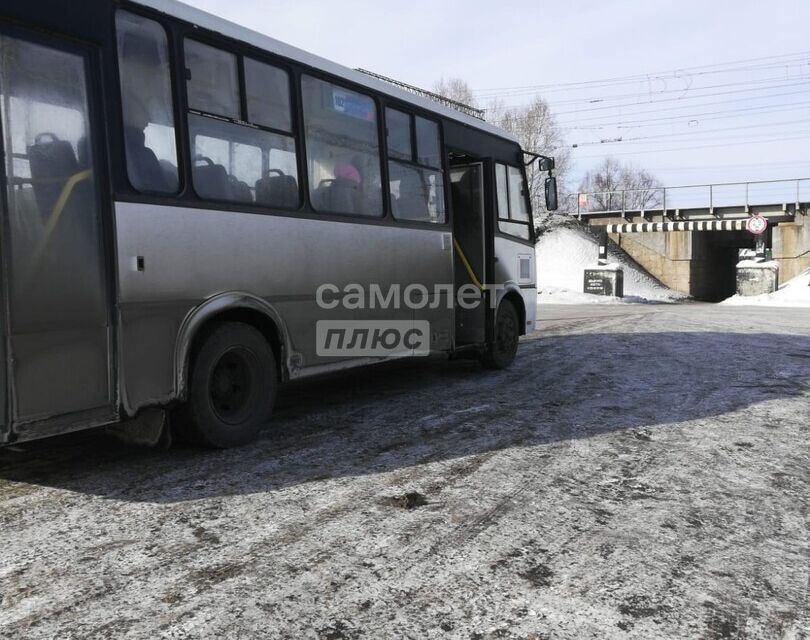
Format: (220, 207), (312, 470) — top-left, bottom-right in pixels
(565, 177), (810, 216)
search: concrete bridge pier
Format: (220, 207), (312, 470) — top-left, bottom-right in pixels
(773, 216), (810, 282)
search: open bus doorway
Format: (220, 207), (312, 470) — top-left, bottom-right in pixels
(449, 154), (488, 347)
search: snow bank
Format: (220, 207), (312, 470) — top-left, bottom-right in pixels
(721, 268), (810, 308)
(736, 259), (778, 269)
(535, 216), (686, 304)
(536, 286), (660, 305)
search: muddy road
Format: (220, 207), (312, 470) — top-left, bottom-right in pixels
(0, 304), (808, 639)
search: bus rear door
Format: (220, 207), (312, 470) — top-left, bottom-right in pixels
(0, 31), (115, 441)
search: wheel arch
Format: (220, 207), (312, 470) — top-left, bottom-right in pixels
(497, 285), (528, 336)
(173, 292), (292, 402)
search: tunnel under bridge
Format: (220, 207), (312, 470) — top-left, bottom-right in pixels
(570, 178), (810, 301)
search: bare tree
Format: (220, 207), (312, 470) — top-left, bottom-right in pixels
(577, 157), (662, 213)
(432, 77), (479, 108)
(432, 80), (570, 221)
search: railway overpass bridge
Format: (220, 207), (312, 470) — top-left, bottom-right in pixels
(567, 178), (810, 301)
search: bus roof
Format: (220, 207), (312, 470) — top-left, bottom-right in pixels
(134, 0), (519, 145)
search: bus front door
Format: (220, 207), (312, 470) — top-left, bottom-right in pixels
(0, 33), (114, 439)
(451, 163), (488, 346)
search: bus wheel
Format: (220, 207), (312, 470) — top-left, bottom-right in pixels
(185, 322), (277, 448)
(481, 300), (520, 370)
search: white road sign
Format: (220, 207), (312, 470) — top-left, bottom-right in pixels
(746, 215), (769, 236)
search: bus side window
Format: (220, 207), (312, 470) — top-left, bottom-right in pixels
(185, 40), (240, 120)
(415, 117), (441, 169)
(496, 163), (531, 240)
(244, 58), (292, 133)
(243, 57), (299, 209)
(116, 11), (179, 194)
(184, 40), (300, 209)
(188, 115), (298, 207)
(301, 76), (383, 218)
(385, 109), (446, 224)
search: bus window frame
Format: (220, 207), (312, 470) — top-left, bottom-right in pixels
(182, 35), (303, 212)
(495, 162), (535, 245)
(113, 7), (185, 198)
(111, 3), (461, 232)
(300, 72), (386, 220)
(381, 104), (450, 228)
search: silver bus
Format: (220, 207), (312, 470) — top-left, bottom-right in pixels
(0, 0), (557, 447)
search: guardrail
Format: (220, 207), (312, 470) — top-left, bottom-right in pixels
(565, 177), (810, 217)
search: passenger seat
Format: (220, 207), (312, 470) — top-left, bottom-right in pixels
(229, 176), (253, 203)
(193, 157), (231, 201)
(27, 133), (81, 219)
(255, 170), (298, 208)
(313, 179), (334, 211)
(328, 178), (360, 214)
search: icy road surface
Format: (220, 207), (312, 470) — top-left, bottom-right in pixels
(0, 304), (808, 639)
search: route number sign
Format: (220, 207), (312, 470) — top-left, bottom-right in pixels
(746, 215), (769, 236)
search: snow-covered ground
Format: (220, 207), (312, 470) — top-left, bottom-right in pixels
(0, 304), (808, 639)
(535, 216), (687, 305)
(722, 267), (810, 307)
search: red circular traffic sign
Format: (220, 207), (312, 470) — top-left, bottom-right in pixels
(746, 215), (769, 235)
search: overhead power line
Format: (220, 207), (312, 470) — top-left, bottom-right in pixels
(478, 49), (810, 176)
(639, 159), (810, 174)
(477, 59), (810, 99)
(571, 133), (810, 158)
(497, 76), (810, 111)
(560, 100), (810, 131)
(570, 118), (810, 147)
(571, 128), (810, 149)
(492, 84), (810, 129)
(553, 87), (810, 126)
(473, 50), (810, 96)
(490, 79), (810, 122)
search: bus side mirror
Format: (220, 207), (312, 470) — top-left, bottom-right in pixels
(545, 176), (559, 211)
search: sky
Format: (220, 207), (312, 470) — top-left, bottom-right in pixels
(184, 0), (810, 200)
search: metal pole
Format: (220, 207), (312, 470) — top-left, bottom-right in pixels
(598, 228), (608, 265)
(755, 236), (766, 261)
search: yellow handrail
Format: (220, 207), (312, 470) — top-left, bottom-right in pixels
(27, 169), (93, 278)
(453, 237), (484, 291)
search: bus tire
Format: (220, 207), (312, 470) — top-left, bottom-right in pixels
(184, 322), (277, 448)
(481, 299), (520, 370)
